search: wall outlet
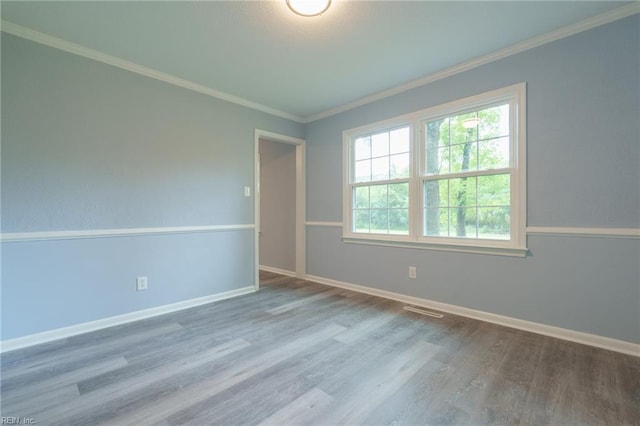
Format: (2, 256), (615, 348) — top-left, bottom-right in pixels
(409, 266), (417, 279)
(244, 186), (251, 197)
(136, 276), (148, 291)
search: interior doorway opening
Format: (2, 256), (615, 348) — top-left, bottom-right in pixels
(254, 130), (305, 290)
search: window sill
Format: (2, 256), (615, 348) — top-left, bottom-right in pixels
(341, 235), (528, 257)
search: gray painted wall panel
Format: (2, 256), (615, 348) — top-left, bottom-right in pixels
(307, 227), (640, 344)
(305, 16), (640, 343)
(1, 16), (638, 344)
(259, 139), (296, 272)
(1, 33), (303, 340)
(307, 15), (640, 228)
(1, 33), (303, 232)
(1, 231), (254, 340)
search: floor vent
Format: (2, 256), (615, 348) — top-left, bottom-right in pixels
(403, 305), (444, 318)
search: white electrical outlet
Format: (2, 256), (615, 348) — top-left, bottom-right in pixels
(409, 266), (417, 279)
(136, 276), (148, 291)
(244, 186), (251, 197)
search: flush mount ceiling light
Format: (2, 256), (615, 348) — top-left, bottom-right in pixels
(286, 0), (331, 17)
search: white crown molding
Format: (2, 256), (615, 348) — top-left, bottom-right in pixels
(0, 286), (255, 353)
(259, 265), (297, 278)
(305, 274), (640, 357)
(3, 4), (638, 125)
(527, 226), (640, 239)
(0, 224), (255, 243)
(305, 221), (344, 227)
(303, 3), (640, 123)
(0, 20), (305, 124)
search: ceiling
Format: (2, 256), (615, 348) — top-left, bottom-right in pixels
(1, 1), (633, 122)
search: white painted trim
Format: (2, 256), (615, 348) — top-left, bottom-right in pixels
(342, 236), (529, 258)
(527, 226), (640, 239)
(342, 128), (352, 239)
(304, 3), (640, 122)
(295, 142), (307, 280)
(0, 224), (255, 243)
(255, 130), (307, 291)
(305, 274), (640, 357)
(304, 223), (640, 239)
(3, 3), (637, 125)
(255, 134), (261, 292)
(305, 221), (344, 227)
(416, 83), (527, 252)
(0, 20), (304, 123)
(0, 286), (255, 353)
(259, 265), (297, 278)
(341, 83), (528, 257)
(256, 130), (306, 146)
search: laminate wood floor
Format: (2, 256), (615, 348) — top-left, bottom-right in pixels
(2, 271), (639, 425)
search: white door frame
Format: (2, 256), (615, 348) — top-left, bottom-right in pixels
(254, 129), (306, 290)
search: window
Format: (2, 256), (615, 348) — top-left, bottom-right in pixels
(351, 126), (411, 235)
(423, 103), (511, 240)
(343, 83), (527, 256)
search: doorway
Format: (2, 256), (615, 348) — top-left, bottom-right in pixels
(254, 130), (305, 290)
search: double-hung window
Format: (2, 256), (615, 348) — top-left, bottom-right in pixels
(343, 83), (527, 256)
(350, 126), (412, 236)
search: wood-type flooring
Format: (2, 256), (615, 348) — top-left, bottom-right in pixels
(1, 271), (638, 425)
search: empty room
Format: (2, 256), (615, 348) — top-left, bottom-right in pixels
(1, 1), (639, 425)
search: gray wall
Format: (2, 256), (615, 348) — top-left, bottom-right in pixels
(259, 139), (296, 273)
(305, 15), (640, 344)
(1, 34), (304, 340)
(2, 16), (639, 345)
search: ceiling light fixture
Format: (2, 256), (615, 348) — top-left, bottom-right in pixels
(286, 0), (331, 17)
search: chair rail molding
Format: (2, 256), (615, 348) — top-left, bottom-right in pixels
(1, 224), (255, 243)
(526, 226), (640, 239)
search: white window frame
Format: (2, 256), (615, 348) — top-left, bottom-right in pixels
(342, 83), (527, 257)
(344, 121), (415, 241)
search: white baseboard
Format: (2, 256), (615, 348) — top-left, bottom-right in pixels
(305, 274), (640, 357)
(259, 265), (297, 277)
(0, 286), (256, 353)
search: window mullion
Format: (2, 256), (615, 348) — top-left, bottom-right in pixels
(423, 167), (512, 181)
(352, 178), (409, 187)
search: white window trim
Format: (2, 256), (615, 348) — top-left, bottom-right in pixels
(342, 83), (527, 257)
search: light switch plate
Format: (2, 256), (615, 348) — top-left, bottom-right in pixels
(136, 276), (148, 291)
